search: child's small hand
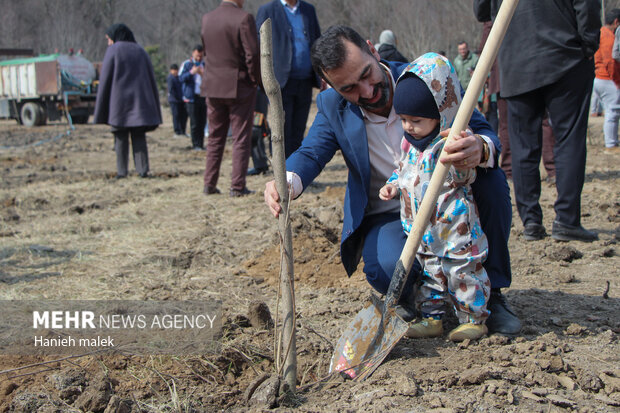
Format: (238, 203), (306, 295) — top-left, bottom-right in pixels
(379, 184), (398, 200)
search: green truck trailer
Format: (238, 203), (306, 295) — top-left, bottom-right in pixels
(0, 53), (97, 127)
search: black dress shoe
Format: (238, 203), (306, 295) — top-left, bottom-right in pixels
(552, 221), (598, 242)
(523, 223), (547, 241)
(247, 167), (268, 176)
(203, 186), (221, 195)
(229, 187), (255, 197)
(486, 289), (521, 337)
(115, 174), (127, 180)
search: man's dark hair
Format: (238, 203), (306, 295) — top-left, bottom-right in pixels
(311, 25), (372, 81)
(170, 63), (179, 70)
(458, 41), (468, 47)
(605, 8), (620, 25)
(193, 44), (204, 52)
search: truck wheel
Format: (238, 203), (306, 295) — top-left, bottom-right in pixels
(36, 105), (47, 126)
(20, 102), (42, 127)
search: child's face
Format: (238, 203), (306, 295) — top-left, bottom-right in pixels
(399, 114), (439, 139)
(170, 69), (178, 76)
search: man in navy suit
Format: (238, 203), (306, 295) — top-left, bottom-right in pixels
(264, 26), (521, 337)
(256, 0), (321, 161)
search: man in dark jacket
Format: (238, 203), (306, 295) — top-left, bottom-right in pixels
(179, 45), (206, 150)
(474, 0), (600, 242)
(167, 63), (187, 137)
(201, 0), (260, 196)
(377, 29), (408, 63)
(256, 0), (321, 159)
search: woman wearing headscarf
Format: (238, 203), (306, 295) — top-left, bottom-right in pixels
(94, 23), (162, 178)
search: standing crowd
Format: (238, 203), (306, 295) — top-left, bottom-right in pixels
(93, 0), (613, 342)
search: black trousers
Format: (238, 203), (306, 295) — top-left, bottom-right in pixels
(169, 101), (187, 135)
(113, 127), (149, 177)
(483, 101), (498, 134)
(186, 95), (206, 149)
(506, 58), (594, 228)
(282, 78), (314, 158)
(250, 125), (269, 170)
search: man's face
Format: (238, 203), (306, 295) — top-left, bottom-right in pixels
(322, 40), (391, 113)
(192, 49), (203, 61)
(170, 69), (179, 76)
(458, 43), (469, 59)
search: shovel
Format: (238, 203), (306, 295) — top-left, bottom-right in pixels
(329, 0), (520, 381)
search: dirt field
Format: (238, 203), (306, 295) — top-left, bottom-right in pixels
(0, 109), (618, 412)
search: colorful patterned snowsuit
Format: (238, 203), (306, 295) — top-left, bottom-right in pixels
(388, 54), (491, 324)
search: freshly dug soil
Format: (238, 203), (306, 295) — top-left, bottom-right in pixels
(0, 112), (618, 412)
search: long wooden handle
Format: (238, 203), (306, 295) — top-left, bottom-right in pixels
(385, 0), (520, 308)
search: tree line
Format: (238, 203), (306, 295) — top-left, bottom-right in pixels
(1, 0), (616, 90)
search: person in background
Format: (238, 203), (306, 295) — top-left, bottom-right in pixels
(476, 22), (498, 135)
(201, 0), (260, 197)
(478, 74), (498, 133)
(94, 23), (161, 179)
(376, 29), (408, 63)
(256, 0), (321, 159)
(590, 85), (604, 117)
(167, 63), (187, 138)
(474, 0), (600, 243)
(477, 19), (556, 190)
(180, 45), (206, 151)
(454, 41), (478, 91)
(248, 88), (271, 175)
(594, 8), (620, 154)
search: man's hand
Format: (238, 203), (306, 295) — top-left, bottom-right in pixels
(264, 180), (282, 218)
(439, 129), (483, 170)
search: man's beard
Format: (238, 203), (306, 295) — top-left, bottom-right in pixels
(358, 68), (390, 110)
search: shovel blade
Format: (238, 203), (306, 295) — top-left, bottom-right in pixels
(329, 294), (410, 380)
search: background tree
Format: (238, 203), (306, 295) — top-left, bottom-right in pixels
(1, 0), (616, 92)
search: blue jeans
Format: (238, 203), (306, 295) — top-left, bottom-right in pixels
(593, 77), (620, 147)
(360, 212), (421, 300)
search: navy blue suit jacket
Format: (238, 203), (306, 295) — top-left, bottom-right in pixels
(286, 60), (503, 277)
(179, 59), (204, 102)
(256, 0), (321, 89)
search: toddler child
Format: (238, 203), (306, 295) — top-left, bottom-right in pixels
(379, 53), (491, 342)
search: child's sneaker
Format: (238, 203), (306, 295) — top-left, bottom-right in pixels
(448, 323), (488, 342)
(405, 318), (443, 338)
